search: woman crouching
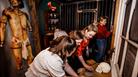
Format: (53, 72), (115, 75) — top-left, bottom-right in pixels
(25, 36), (79, 77)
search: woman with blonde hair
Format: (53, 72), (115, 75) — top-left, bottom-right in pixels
(68, 24), (98, 72)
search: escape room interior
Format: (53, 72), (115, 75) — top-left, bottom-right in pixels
(0, 0), (138, 77)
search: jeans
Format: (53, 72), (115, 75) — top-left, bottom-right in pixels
(95, 39), (107, 62)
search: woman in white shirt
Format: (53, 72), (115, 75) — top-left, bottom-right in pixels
(25, 36), (79, 77)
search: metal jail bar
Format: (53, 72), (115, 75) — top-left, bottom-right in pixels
(60, 0), (103, 31)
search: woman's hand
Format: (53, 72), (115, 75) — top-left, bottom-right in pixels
(84, 64), (94, 71)
(78, 56), (94, 71)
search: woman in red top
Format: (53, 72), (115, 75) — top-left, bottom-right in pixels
(68, 24), (98, 72)
(95, 16), (113, 62)
(77, 24), (98, 71)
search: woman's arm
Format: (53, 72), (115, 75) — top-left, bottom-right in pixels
(64, 62), (79, 77)
(78, 55), (93, 71)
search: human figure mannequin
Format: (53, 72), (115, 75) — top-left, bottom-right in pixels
(0, 0), (34, 70)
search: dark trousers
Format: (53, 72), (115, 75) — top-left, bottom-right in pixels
(95, 39), (107, 63)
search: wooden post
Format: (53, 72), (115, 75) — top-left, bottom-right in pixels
(27, 0), (41, 55)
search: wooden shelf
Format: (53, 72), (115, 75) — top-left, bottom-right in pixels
(44, 10), (60, 48)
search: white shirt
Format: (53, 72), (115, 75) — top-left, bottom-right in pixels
(25, 48), (65, 77)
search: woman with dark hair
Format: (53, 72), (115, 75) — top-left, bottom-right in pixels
(25, 36), (79, 77)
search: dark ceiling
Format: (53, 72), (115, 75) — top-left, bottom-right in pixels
(58, 0), (94, 3)
(39, 0), (88, 4)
